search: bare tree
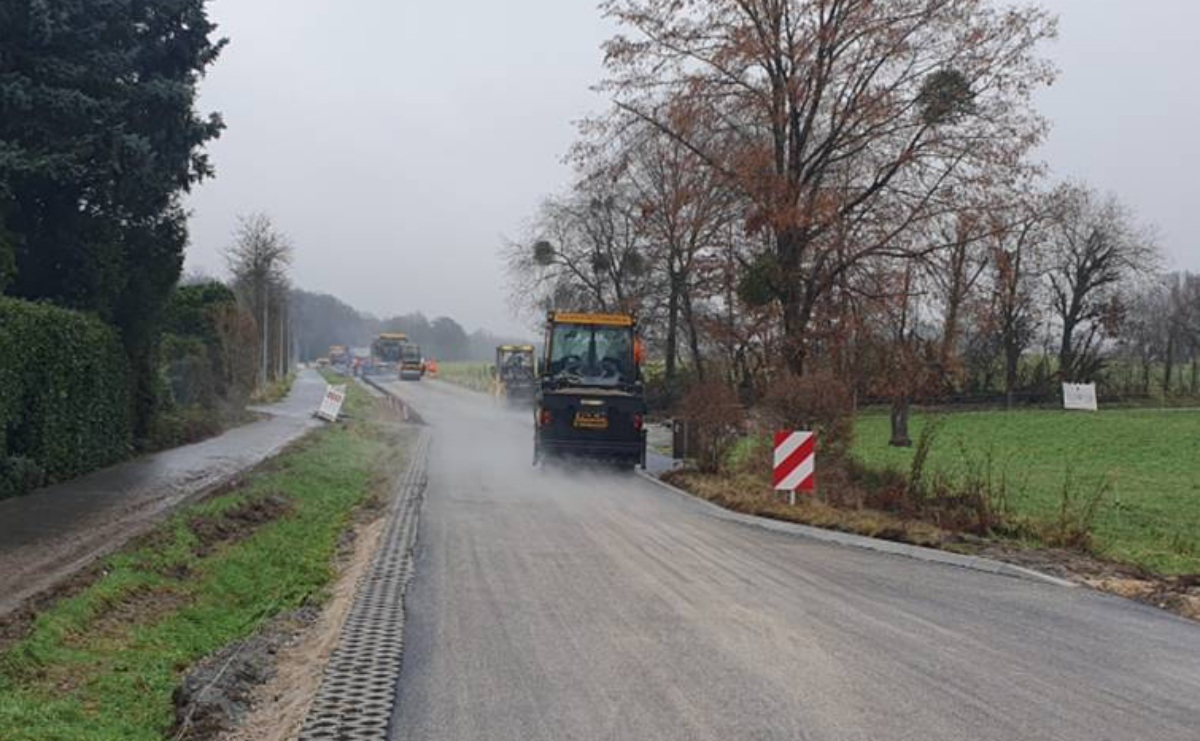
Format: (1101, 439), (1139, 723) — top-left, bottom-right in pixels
(1164, 272), (1200, 395)
(598, 0), (1057, 373)
(921, 208), (991, 388)
(977, 192), (1056, 407)
(504, 179), (652, 318)
(1119, 272), (1200, 397)
(1045, 186), (1158, 383)
(224, 213), (294, 388)
(856, 258), (939, 447)
(1118, 278), (1170, 395)
(611, 123), (742, 387)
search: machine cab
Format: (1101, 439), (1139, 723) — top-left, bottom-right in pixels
(534, 312), (647, 468)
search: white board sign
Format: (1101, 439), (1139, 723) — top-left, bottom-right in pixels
(317, 384), (347, 422)
(1062, 383), (1098, 412)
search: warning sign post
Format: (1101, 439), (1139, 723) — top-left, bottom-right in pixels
(316, 384), (347, 422)
(774, 431), (815, 505)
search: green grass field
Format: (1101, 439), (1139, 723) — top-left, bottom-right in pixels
(854, 409), (1200, 574)
(435, 362), (492, 393)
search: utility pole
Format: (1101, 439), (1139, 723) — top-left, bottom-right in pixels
(260, 279), (269, 389)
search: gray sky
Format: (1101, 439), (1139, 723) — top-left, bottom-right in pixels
(185, 0), (1200, 336)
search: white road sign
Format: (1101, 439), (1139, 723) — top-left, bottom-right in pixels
(1062, 383), (1098, 411)
(317, 384), (348, 422)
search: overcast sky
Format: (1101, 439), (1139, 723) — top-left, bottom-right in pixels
(185, 0), (1200, 336)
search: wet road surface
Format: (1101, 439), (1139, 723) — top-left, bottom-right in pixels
(0, 369), (326, 616)
(381, 378), (1200, 741)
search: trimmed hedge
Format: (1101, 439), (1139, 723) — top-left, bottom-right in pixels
(0, 297), (131, 498)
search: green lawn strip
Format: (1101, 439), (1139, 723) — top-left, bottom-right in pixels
(853, 409), (1200, 574)
(0, 381), (408, 741)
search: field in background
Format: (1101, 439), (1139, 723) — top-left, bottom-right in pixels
(854, 409), (1200, 574)
(435, 362), (491, 394)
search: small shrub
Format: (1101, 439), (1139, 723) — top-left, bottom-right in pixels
(873, 418), (1018, 535)
(679, 381), (744, 473)
(905, 415), (945, 502)
(0, 456), (46, 500)
(916, 447), (1016, 535)
(162, 283), (257, 412)
(1042, 465), (1111, 550)
(761, 372), (855, 460)
(727, 434), (770, 473)
(146, 406), (227, 451)
(952, 444), (1015, 534)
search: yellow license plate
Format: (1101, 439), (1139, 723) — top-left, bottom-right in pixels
(573, 412), (609, 430)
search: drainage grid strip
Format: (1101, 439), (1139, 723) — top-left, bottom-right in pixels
(298, 428), (430, 740)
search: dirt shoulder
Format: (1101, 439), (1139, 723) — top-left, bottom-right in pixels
(964, 541), (1200, 621)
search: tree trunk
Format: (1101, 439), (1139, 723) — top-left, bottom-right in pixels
(1004, 336), (1019, 410)
(780, 287), (816, 376)
(778, 228), (812, 375)
(1163, 334), (1175, 396)
(664, 273), (680, 390)
(1058, 317), (1076, 383)
(889, 396), (912, 447)
(940, 300), (960, 375)
(681, 287), (704, 381)
(259, 289), (269, 389)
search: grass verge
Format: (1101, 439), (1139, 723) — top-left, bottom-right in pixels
(854, 409), (1200, 574)
(663, 468), (947, 549)
(0, 380), (412, 741)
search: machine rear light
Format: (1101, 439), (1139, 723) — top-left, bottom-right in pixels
(539, 408), (553, 427)
(633, 413), (644, 431)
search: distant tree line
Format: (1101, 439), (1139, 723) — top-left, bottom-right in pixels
(291, 290), (532, 364)
(505, 0), (1191, 446)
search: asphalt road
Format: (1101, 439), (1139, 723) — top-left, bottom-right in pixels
(383, 379), (1200, 741)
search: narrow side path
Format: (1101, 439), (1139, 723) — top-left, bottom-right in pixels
(0, 369), (326, 616)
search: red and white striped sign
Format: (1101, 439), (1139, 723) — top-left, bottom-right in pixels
(774, 431), (815, 492)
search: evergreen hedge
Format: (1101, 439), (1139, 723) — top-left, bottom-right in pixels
(0, 297), (131, 498)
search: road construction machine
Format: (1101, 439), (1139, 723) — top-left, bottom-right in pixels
(369, 333), (407, 375)
(493, 344), (537, 406)
(328, 345), (349, 368)
(399, 343), (425, 381)
(533, 312), (647, 469)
